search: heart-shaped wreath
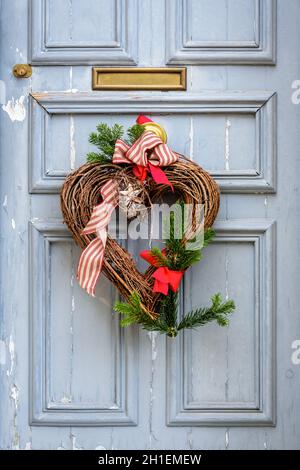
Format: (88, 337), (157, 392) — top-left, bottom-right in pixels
(61, 115), (235, 337)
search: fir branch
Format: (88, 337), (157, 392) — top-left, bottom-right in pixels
(126, 124), (145, 145)
(203, 227), (215, 246)
(87, 123), (124, 163)
(86, 152), (111, 164)
(114, 291), (143, 327)
(162, 203), (216, 271)
(177, 293), (235, 331)
(114, 291), (235, 336)
(150, 247), (171, 267)
(159, 291), (179, 337)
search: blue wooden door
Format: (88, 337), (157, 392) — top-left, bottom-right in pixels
(1, 0), (300, 450)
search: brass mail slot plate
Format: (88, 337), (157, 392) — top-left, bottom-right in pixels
(92, 67), (186, 91)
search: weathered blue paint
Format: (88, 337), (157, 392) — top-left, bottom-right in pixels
(1, 0), (300, 450)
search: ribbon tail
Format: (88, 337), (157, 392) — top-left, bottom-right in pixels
(153, 278), (169, 295)
(140, 250), (160, 267)
(152, 267), (171, 295)
(168, 270), (184, 292)
(77, 238), (104, 297)
(133, 164), (148, 182)
(148, 162), (174, 191)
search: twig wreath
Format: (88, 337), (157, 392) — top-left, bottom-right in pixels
(61, 115), (235, 337)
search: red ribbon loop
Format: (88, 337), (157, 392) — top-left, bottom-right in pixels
(112, 130), (177, 190)
(140, 250), (184, 295)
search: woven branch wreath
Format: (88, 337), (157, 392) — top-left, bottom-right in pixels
(61, 115), (235, 337)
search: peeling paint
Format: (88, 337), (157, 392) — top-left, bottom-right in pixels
(225, 254), (229, 301)
(225, 429), (229, 449)
(8, 334), (15, 376)
(2, 96), (26, 122)
(71, 295), (75, 314)
(10, 384), (19, 409)
(189, 117), (194, 161)
(148, 332), (158, 449)
(3, 194), (8, 208)
(71, 433), (83, 450)
(148, 331), (158, 362)
(225, 118), (231, 171)
(95, 445), (106, 450)
(11, 218), (16, 230)
(16, 47), (24, 60)
(12, 441), (20, 451)
(186, 428), (193, 450)
(10, 383), (20, 450)
(70, 115), (76, 170)
(24, 441), (32, 450)
(67, 65), (78, 93)
(60, 395), (72, 404)
(69, 66), (73, 87)
(0, 340), (6, 365)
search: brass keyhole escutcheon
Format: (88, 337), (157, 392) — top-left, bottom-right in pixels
(13, 64), (32, 78)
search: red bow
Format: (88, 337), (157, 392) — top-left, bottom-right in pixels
(140, 250), (184, 295)
(112, 116), (177, 190)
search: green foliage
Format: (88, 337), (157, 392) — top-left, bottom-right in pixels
(114, 291), (235, 337)
(159, 203), (216, 271)
(114, 291), (157, 329)
(149, 247), (171, 267)
(86, 152), (111, 164)
(114, 291), (143, 327)
(177, 294), (235, 331)
(126, 124), (145, 146)
(86, 122), (145, 164)
(87, 123), (124, 164)
(203, 227), (215, 247)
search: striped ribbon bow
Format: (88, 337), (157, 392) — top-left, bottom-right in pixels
(77, 126), (178, 296)
(77, 180), (118, 296)
(112, 131), (178, 190)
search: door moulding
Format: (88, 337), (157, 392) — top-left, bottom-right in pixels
(167, 219), (276, 426)
(29, 91), (277, 194)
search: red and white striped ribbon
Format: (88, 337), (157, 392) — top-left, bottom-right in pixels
(112, 130), (178, 167)
(77, 179), (118, 296)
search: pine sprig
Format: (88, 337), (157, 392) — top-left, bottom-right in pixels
(150, 247), (171, 267)
(87, 123), (124, 163)
(203, 227), (215, 246)
(177, 294), (235, 331)
(86, 152), (111, 164)
(114, 291), (143, 327)
(126, 124), (145, 145)
(86, 122), (146, 164)
(114, 291), (235, 337)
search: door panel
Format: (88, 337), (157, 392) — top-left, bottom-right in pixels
(29, 92), (276, 193)
(29, 221), (138, 426)
(168, 220), (275, 426)
(1, 0), (300, 450)
(166, 0), (276, 64)
(30, 0), (138, 64)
